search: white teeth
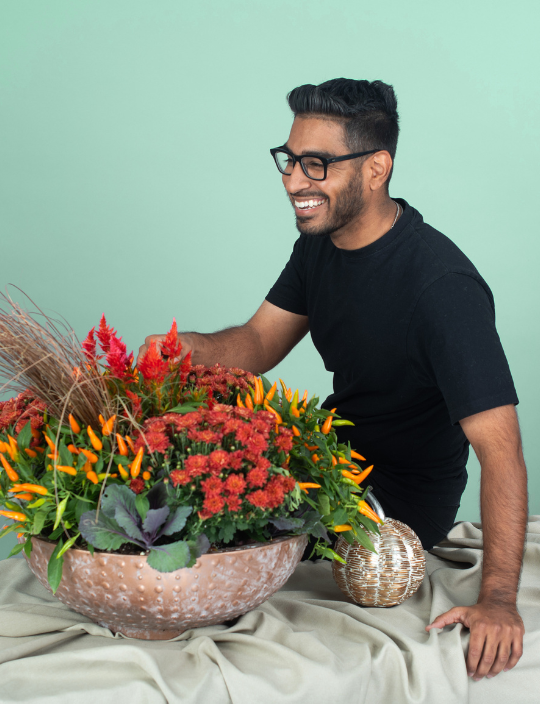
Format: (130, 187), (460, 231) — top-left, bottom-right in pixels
(294, 199), (325, 209)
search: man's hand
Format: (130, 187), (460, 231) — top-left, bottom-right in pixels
(426, 600), (524, 680)
(137, 333), (192, 367)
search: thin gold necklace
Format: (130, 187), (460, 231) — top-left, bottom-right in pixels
(390, 200), (401, 228)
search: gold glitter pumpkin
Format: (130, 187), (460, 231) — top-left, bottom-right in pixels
(332, 492), (426, 607)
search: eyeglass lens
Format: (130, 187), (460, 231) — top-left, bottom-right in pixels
(275, 151), (325, 180)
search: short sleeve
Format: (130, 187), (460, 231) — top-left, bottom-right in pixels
(265, 237), (308, 316)
(407, 273), (518, 424)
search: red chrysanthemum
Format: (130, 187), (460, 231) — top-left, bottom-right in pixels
(275, 427), (294, 453)
(208, 449), (229, 474)
(170, 469), (191, 487)
(137, 430), (170, 454)
(246, 466), (268, 488)
(202, 493), (225, 515)
(187, 428), (221, 444)
(225, 494), (243, 512)
(184, 454), (209, 477)
(246, 432), (268, 454)
(246, 489), (271, 509)
(130, 477), (145, 494)
(224, 473), (246, 495)
(169, 412), (202, 430)
(228, 450), (244, 470)
(201, 475), (224, 495)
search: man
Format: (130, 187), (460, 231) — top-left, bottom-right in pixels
(138, 78), (527, 680)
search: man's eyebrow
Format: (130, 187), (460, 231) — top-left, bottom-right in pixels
(282, 143), (335, 159)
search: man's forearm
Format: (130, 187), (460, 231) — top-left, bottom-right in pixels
(183, 324), (269, 373)
(478, 450), (528, 604)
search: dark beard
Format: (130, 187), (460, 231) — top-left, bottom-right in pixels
(295, 171), (365, 237)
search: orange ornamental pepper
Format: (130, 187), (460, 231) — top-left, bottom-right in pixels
(47, 453), (59, 461)
(304, 443), (318, 451)
(297, 482), (322, 494)
(125, 436), (136, 454)
(341, 469), (361, 483)
(331, 455), (337, 467)
(130, 448), (144, 478)
(14, 493), (33, 501)
(264, 402), (282, 425)
(292, 425), (301, 437)
(290, 406), (301, 418)
(322, 408), (337, 435)
(116, 434), (129, 457)
(118, 464), (129, 479)
(334, 524), (353, 532)
(98, 414), (106, 426)
(86, 470), (99, 484)
(358, 500), (382, 524)
(8, 435), (18, 453)
(34, 447), (45, 454)
(350, 450), (366, 461)
(311, 454), (320, 463)
(142, 470), (151, 481)
(244, 394), (254, 411)
(82, 459), (92, 473)
(236, 393), (245, 409)
(24, 448), (37, 458)
(69, 414), (81, 434)
(102, 415), (116, 436)
(0, 453), (19, 482)
(17, 532), (24, 538)
(10, 483), (48, 496)
(43, 434), (56, 452)
(253, 378), (264, 406)
(0, 441), (8, 454)
(87, 426), (103, 452)
(354, 465), (374, 485)
(56, 465), (77, 476)
(0, 510), (27, 522)
(67, 444), (80, 454)
(31, 428), (41, 440)
(80, 449), (99, 464)
(265, 382), (277, 402)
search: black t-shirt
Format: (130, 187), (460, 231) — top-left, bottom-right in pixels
(266, 199), (518, 507)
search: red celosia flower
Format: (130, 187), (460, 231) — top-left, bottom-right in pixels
(202, 493), (225, 515)
(130, 477), (145, 494)
(226, 494), (243, 512)
(208, 449), (229, 474)
(160, 319), (183, 361)
(170, 469), (191, 487)
(125, 389), (143, 420)
(201, 476), (224, 495)
(246, 465), (268, 488)
(82, 327), (97, 361)
(246, 489), (270, 509)
(184, 454), (209, 477)
(138, 340), (168, 383)
(224, 473), (246, 495)
(106, 336), (133, 381)
(96, 314), (117, 354)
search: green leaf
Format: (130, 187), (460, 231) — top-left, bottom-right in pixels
(47, 539), (65, 593)
(58, 442), (73, 467)
(318, 493), (331, 516)
(23, 537), (33, 557)
(7, 542), (24, 557)
(32, 508), (49, 536)
(331, 507), (348, 526)
(56, 532), (80, 558)
(161, 505), (192, 536)
(218, 520), (235, 543)
(49, 524), (64, 540)
(320, 546), (347, 563)
(147, 540), (190, 572)
(168, 403), (205, 414)
(53, 497), (68, 531)
(79, 511), (130, 551)
(135, 494), (150, 522)
(350, 525), (376, 553)
(16, 421), (33, 451)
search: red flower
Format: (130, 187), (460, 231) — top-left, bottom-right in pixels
(208, 449), (229, 474)
(228, 450), (244, 470)
(125, 389), (143, 420)
(169, 412), (202, 430)
(235, 424), (254, 445)
(187, 428), (221, 444)
(138, 340), (168, 383)
(160, 319), (183, 361)
(170, 469), (191, 487)
(275, 427), (293, 453)
(106, 336), (133, 381)
(137, 430), (170, 454)
(198, 508), (214, 520)
(226, 494), (243, 512)
(130, 477), (145, 494)
(202, 493), (225, 515)
(223, 418), (243, 435)
(224, 473), (246, 495)
(246, 489), (270, 509)
(82, 327), (97, 361)
(201, 476), (224, 495)
(96, 314), (117, 354)
(234, 407), (253, 419)
(185, 454), (209, 477)
(246, 465), (268, 488)
(246, 432), (268, 454)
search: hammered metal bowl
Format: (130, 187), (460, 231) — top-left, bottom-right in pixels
(24, 533), (308, 639)
(332, 494), (425, 607)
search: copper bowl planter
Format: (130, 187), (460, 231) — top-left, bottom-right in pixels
(23, 533), (308, 639)
(332, 492), (426, 607)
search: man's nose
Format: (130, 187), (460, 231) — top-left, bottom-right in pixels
(283, 161), (312, 195)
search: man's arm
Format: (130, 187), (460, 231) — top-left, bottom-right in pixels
(136, 300), (309, 373)
(426, 404), (527, 680)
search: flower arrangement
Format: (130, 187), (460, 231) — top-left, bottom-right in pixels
(0, 296), (382, 593)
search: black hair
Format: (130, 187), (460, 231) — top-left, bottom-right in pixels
(287, 78), (399, 180)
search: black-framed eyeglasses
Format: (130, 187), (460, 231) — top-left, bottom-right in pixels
(270, 146), (381, 181)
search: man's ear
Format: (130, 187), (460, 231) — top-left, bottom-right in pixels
(367, 151), (393, 191)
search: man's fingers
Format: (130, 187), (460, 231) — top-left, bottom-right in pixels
(466, 627), (487, 677)
(504, 634), (524, 671)
(473, 632), (500, 680)
(426, 606), (466, 631)
(487, 636), (512, 677)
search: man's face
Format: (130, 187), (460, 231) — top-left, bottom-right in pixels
(282, 117), (366, 237)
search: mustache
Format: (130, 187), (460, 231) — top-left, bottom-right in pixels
(290, 191), (327, 199)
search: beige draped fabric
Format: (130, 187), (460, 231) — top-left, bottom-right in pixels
(0, 519), (539, 703)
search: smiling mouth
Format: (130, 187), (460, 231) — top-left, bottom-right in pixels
(294, 198), (326, 211)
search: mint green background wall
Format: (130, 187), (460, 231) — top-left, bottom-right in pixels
(1, 1), (538, 559)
